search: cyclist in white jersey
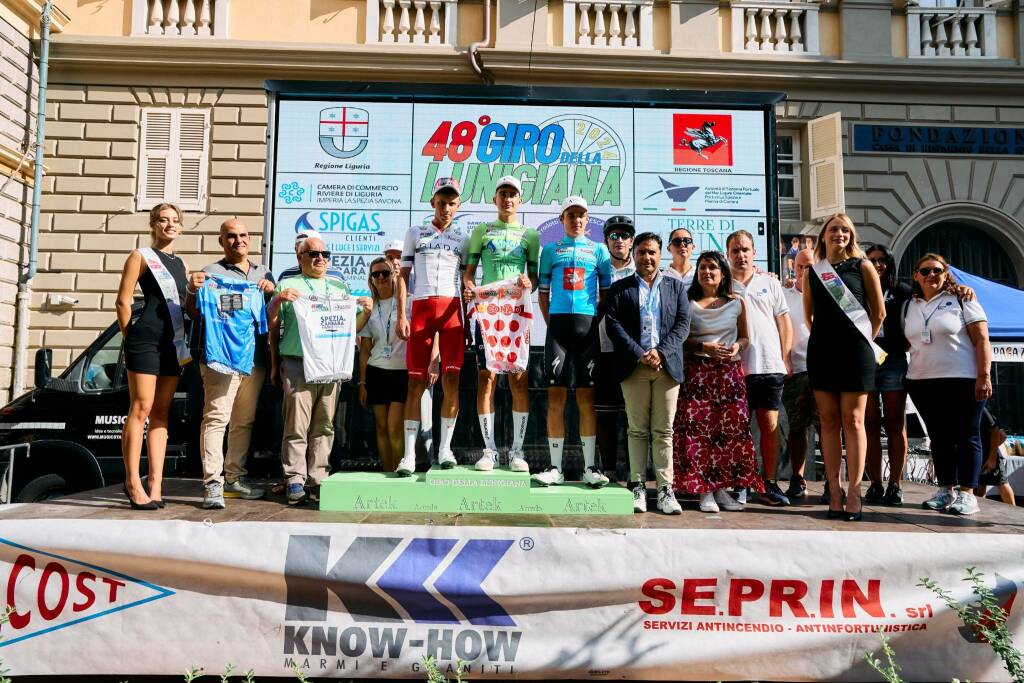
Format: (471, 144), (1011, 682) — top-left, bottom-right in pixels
(394, 177), (471, 475)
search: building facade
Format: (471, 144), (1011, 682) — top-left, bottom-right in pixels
(5, 0), (1024, 422)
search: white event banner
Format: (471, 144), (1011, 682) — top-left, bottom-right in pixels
(1, 521), (1022, 680)
(269, 100), (772, 296)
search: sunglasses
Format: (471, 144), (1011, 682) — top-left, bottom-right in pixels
(303, 250), (331, 260)
(606, 232), (632, 242)
(917, 267), (944, 276)
(671, 237), (694, 247)
(370, 270), (392, 279)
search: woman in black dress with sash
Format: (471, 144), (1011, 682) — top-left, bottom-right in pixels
(115, 203), (191, 510)
(804, 214), (885, 521)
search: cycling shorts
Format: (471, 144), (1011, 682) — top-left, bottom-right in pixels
(407, 296), (464, 380)
(544, 314), (599, 388)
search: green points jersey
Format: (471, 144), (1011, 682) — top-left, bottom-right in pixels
(464, 220), (540, 285)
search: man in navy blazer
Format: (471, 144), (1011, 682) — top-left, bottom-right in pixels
(604, 232), (690, 514)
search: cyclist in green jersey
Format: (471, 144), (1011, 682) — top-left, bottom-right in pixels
(462, 176), (540, 472)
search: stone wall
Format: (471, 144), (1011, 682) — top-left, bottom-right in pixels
(0, 14), (37, 402)
(37, 84), (268, 378)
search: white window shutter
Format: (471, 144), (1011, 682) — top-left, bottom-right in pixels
(136, 108), (210, 211)
(807, 112), (845, 220)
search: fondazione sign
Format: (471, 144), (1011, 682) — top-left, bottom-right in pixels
(2, 521), (1022, 680)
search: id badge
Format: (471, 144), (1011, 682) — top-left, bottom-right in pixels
(381, 345), (393, 358)
(921, 328), (932, 345)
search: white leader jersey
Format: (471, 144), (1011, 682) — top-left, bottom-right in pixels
(401, 222), (471, 300)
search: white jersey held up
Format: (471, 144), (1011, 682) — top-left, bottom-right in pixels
(293, 292), (358, 383)
(401, 222), (472, 300)
(733, 272), (790, 376)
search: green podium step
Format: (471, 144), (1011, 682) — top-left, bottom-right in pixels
(319, 465), (633, 515)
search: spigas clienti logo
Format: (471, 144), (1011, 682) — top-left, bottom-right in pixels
(282, 535), (521, 673)
(418, 114), (625, 208)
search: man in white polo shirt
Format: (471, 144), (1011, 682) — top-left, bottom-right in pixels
(781, 248), (818, 500)
(727, 229), (793, 506)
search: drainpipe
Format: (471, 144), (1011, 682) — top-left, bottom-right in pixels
(468, 0), (494, 85)
(12, 1), (53, 398)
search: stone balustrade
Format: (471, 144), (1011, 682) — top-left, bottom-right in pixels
(130, 0), (229, 38)
(562, 0), (655, 49)
(366, 0), (460, 45)
(730, 0), (820, 54)
(907, 5), (996, 57)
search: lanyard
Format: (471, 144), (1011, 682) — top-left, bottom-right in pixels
(301, 276), (323, 296)
(920, 296), (946, 330)
(375, 298), (394, 344)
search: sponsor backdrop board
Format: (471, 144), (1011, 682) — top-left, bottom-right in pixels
(269, 98), (773, 300)
(1, 521), (1021, 680)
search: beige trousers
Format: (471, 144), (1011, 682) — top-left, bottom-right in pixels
(199, 364), (266, 485)
(280, 356), (338, 486)
(620, 364), (680, 488)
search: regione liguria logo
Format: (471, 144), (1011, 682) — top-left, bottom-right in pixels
(284, 536), (515, 626)
(0, 537), (173, 647)
(673, 114), (733, 166)
(319, 106), (369, 159)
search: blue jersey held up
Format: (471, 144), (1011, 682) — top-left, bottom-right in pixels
(538, 234), (613, 316)
(198, 274), (268, 375)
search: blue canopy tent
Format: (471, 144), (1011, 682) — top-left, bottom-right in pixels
(950, 267), (1024, 362)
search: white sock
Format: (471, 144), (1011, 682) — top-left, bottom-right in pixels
(511, 411), (529, 451)
(440, 416), (458, 454)
(582, 435), (597, 469)
(548, 438), (564, 470)
(478, 413), (496, 452)
(403, 420), (419, 461)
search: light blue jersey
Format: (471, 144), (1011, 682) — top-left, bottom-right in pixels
(197, 274), (268, 375)
(538, 234), (613, 316)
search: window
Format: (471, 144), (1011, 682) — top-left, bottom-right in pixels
(81, 329), (126, 392)
(776, 132), (801, 221)
(136, 108), (210, 211)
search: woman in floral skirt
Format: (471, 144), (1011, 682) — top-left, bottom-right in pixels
(673, 251), (762, 512)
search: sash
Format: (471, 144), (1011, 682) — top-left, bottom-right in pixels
(812, 259), (886, 364)
(139, 248), (191, 367)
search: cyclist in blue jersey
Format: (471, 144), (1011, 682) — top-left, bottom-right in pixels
(536, 196), (613, 487)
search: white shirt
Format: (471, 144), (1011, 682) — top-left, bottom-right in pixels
(358, 296), (406, 371)
(689, 298), (742, 359)
(732, 272), (789, 375)
(599, 258), (637, 352)
(401, 222), (471, 300)
(662, 264), (695, 289)
(783, 286), (810, 374)
(637, 273), (663, 351)
(904, 293), (987, 380)
(292, 292), (357, 383)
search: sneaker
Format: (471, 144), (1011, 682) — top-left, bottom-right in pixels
(923, 486), (955, 511)
(882, 482), (904, 506)
(438, 449), (457, 469)
(508, 449), (529, 473)
(202, 481), (225, 510)
(735, 487), (748, 505)
(864, 481), (885, 504)
(532, 466), (564, 487)
(583, 466), (610, 489)
(631, 482), (647, 513)
(286, 483), (306, 505)
(785, 475), (807, 500)
(699, 492), (720, 513)
(948, 490), (980, 516)
(224, 478), (264, 500)
(396, 453), (417, 476)
(714, 488), (745, 511)
(761, 480), (790, 506)
(658, 486), (683, 515)
(475, 449), (498, 471)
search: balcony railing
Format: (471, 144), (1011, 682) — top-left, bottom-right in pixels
(131, 0), (229, 38)
(366, 0), (460, 45)
(907, 6), (996, 57)
(730, 0), (820, 54)
(562, 0), (655, 49)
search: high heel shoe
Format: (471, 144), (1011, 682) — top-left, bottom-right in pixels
(826, 508), (845, 519)
(146, 482), (166, 509)
(123, 484), (159, 511)
(845, 511), (863, 522)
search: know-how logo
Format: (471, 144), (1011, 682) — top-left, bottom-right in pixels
(673, 114), (733, 166)
(284, 536), (515, 626)
(0, 538), (173, 647)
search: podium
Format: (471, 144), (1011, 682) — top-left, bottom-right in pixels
(319, 465), (633, 515)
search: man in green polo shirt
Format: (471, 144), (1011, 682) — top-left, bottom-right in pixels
(461, 175), (540, 472)
(269, 236), (370, 505)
